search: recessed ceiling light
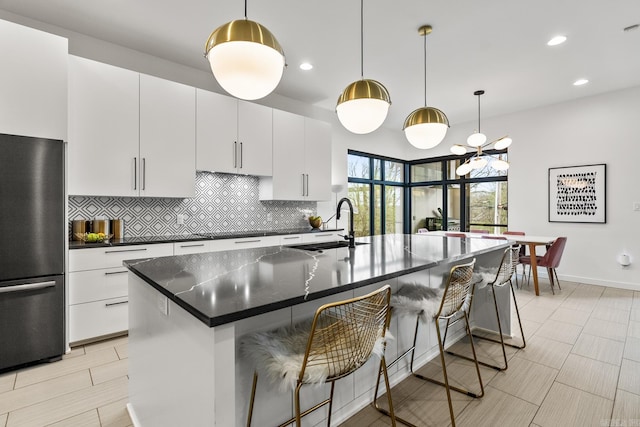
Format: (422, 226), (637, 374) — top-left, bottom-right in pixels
(547, 35), (567, 46)
(299, 62), (313, 71)
(573, 79), (589, 86)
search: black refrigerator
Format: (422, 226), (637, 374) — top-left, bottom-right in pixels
(0, 133), (65, 372)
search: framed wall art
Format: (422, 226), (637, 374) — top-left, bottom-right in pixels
(548, 164), (606, 223)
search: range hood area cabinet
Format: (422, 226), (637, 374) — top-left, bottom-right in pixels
(196, 89), (272, 177)
(68, 55), (195, 198)
(0, 19), (67, 141)
(259, 110), (332, 201)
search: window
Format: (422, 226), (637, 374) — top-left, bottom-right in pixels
(347, 152), (406, 236)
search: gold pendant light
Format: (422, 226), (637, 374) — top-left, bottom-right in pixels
(204, 0), (285, 100)
(404, 25), (449, 149)
(336, 0), (391, 134)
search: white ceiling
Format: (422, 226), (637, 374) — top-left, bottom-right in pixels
(1, 0), (639, 129)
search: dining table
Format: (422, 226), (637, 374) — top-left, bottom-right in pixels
(426, 231), (558, 296)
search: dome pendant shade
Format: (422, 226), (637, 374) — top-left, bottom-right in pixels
(336, 79), (391, 134)
(205, 19), (285, 100)
(403, 106), (449, 149)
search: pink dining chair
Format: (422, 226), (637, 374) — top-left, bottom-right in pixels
(445, 232), (467, 238)
(519, 237), (567, 294)
(503, 231), (526, 286)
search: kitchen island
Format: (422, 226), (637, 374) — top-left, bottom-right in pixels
(125, 233), (511, 427)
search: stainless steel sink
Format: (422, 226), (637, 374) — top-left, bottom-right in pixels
(286, 241), (369, 252)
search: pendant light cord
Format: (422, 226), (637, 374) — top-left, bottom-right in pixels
(423, 31), (427, 106)
(360, 0), (364, 79)
(244, 0), (247, 19)
(477, 93), (481, 133)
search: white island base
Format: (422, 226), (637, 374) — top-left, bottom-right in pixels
(127, 250), (510, 427)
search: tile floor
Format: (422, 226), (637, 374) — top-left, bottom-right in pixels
(0, 279), (638, 427)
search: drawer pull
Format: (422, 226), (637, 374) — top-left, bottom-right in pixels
(235, 239), (261, 244)
(0, 281), (55, 294)
(282, 236), (301, 240)
(104, 270), (128, 276)
(180, 243), (205, 248)
(105, 248), (148, 254)
(105, 300), (128, 307)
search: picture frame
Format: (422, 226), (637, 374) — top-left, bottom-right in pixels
(548, 164), (606, 223)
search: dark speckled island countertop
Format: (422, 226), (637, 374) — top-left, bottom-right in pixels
(124, 233), (509, 328)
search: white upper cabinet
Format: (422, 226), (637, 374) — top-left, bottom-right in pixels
(260, 112), (332, 201)
(68, 55), (139, 197)
(68, 56), (195, 198)
(0, 19), (67, 140)
(139, 74), (195, 198)
(196, 89), (272, 176)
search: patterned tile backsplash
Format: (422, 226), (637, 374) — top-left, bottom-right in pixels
(69, 172), (317, 237)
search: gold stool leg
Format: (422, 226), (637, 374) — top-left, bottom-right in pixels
(246, 372), (258, 427)
(467, 284), (508, 370)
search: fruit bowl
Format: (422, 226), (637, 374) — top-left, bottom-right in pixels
(74, 232), (113, 243)
(308, 216), (322, 229)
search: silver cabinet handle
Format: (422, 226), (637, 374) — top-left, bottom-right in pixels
(105, 270), (128, 276)
(235, 239), (260, 244)
(105, 248), (148, 254)
(301, 174), (305, 196)
(239, 142), (243, 169)
(233, 141), (237, 168)
(282, 236), (301, 240)
(0, 281), (56, 294)
(105, 300), (128, 307)
(306, 174), (309, 196)
(179, 243), (205, 248)
(142, 157), (146, 190)
(133, 157), (138, 190)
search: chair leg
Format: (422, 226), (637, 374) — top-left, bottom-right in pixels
(372, 341), (411, 425)
(468, 284), (508, 370)
(295, 382), (303, 427)
(547, 267), (555, 295)
(246, 372), (259, 427)
(553, 269), (562, 290)
(436, 318), (456, 427)
(326, 382), (335, 427)
(509, 280), (526, 349)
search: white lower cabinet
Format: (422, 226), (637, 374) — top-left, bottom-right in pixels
(173, 241), (215, 255)
(301, 231), (342, 244)
(68, 243), (173, 344)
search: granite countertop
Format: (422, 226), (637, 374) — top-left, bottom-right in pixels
(124, 233), (509, 327)
(69, 228), (343, 249)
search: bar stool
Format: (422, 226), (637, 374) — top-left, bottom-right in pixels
(373, 259), (483, 427)
(445, 245), (526, 372)
(503, 231), (526, 286)
(241, 285), (396, 427)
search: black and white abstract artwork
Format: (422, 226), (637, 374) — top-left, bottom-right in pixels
(549, 164), (606, 223)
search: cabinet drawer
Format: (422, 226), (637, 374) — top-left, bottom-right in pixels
(69, 296), (128, 343)
(173, 241), (214, 255)
(280, 234), (303, 245)
(302, 232), (342, 244)
(69, 243), (173, 271)
(209, 235), (281, 252)
(68, 268), (128, 305)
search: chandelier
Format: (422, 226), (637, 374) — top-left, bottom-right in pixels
(451, 90), (512, 176)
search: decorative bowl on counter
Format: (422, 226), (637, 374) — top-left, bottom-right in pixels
(308, 216), (322, 229)
(74, 232), (113, 243)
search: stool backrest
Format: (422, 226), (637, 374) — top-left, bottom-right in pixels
(438, 259), (476, 318)
(299, 285), (391, 383)
(540, 237), (567, 269)
(489, 245), (520, 287)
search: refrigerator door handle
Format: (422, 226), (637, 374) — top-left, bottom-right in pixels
(0, 281), (56, 294)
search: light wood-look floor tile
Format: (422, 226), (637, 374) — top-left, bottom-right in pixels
(454, 386), (538, 427)
(534, 319), (583, 345)
(97, 397), (133, 427)
(617, 358), (640, 395)
(488, 356), (558, 405)
(0, 370), (92, 415)
(521, 319), (543, 339)
(631, 308), (640, 323)
(624, 336), (640, 362)
(611, 389), (640, 426)
(114, 344), (128, 360)
(533, 382), (613, 427)
(6, 376), (127, 427)
(571, 334), (625, 366)
(556, 354), (619, 399)
(90, 359), (128, 385)
(14, 348), (119, 389)
(549, 307), (591, 326)
(582, 317), (628, 342)
(1, 413), (7, 427)
(590, 305), (630, 325)
(339, 404), (385, 427)
(413, 355), (494, 398)
(519, 305), (555, 323)
(0, 373), (15, 394)
(627, 321), (640, 339)
(45, 410), (100, 427)
(83, 336), (128, 354)
(516, 335), (572, 369)
(61, 346), (86, 360)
